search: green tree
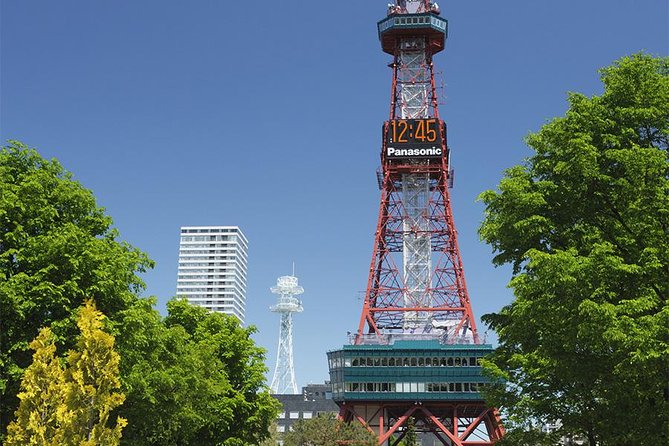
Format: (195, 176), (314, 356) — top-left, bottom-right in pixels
(114, 298), (231, 445)
(478, 54), (669, 445)
(259, 422), (280, 446)
(116, 298), (280, 446)
(398, 417), (417, 446)
(0, 141), (153, 437)
(5, 301), (126, 446)
(163, 298), (280, 446)
(282, 413), (377, 446)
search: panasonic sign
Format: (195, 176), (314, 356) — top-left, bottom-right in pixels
(386, 146), (442, 158)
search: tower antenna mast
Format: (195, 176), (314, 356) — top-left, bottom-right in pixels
(269, 274), (304, 394)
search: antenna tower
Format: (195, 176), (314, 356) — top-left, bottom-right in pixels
(269, 275), (304, 394)
(327, 1), (505, 443)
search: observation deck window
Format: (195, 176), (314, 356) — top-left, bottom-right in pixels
(341, 354), (486, 368)
(344, 381), (484, 393)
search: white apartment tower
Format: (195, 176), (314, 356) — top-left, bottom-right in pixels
(177, 226), (248, 323)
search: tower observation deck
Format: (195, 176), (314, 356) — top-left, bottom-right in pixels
(327, 1), (505, 444)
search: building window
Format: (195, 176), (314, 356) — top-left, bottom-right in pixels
(277, 425), (285, 433)
(289, 412), (299, 419)
(303, 412), (313, 419)
(278, 412), (285, 418)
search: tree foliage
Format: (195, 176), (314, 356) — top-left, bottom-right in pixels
(62, 301), (126, 445)
(282, 413), (378, 446)
(4, 328), (65, 446)
(398, 417), (417, 446)
(478, 54), (669, 445)
(0, 141), (152, 436)
(5, 301), (126, 446)
(259, 422), (281, 446)
(116, 298), (280, 446)
(0, 143), (279, 445)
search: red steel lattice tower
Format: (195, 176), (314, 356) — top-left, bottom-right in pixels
(358, 0), (477, 344)
(327, 2), (505, 444)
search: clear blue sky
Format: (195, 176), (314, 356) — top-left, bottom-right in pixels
(2, 0), (667, 389)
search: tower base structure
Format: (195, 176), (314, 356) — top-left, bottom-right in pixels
(328, 339), (504, 445)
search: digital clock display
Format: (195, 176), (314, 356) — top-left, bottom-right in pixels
(385, 118), (444, 159)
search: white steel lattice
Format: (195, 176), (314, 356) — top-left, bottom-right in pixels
(402, 173), (432, 329)
(398, 38), (429, 119)
(269, 275), (304, 394)
(398, 37), (433, 332)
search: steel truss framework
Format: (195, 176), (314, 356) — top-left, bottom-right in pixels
(343, 1), (504, 444)
(339, 402), (504, 446)
(270, 311), (298, 394)
(357, 161), (479, 341)
(270, 275), (303, 394)
(357, 0), (477, 344)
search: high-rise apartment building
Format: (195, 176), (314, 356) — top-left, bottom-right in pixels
(176, 226), (248, 323)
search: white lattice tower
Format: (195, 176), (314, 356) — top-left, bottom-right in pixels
(399, 35), (433, 331)
(269, 275), (304, 394)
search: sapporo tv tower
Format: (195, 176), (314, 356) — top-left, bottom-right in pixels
(327, 1), (505, 444)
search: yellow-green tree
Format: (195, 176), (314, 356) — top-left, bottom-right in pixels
(61, 300), (126, 445)
(5, 301), (126, 446)
(5, 328), (66, 446)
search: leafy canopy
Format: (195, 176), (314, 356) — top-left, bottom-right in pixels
(0, 141), (152, 435)
(116, 298), (281, 446)
(282, 412), (378, 446)
(478, 54), (669, 445)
